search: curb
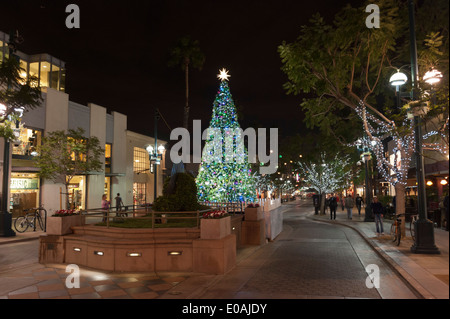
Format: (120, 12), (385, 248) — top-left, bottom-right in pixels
(309, 215), (427, 299)
(0, 234), (42, 246)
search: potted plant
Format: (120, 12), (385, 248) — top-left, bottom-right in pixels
(200, 210), (231, 239)
(46, 209), (85, 235)
(244, 203), (263, 221)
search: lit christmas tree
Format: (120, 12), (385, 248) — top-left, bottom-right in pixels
(196, 69), (256, 202)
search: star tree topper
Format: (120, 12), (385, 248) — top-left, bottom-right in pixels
(217, 68), (230, 81)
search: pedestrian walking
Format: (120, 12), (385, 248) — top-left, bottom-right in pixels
(371, 196), (384, 236)
(101, 194), (110, 223)
(355, 194), (364, 215)
(329, 193), (338, 220)
(115, 193), (124, 211)
(340, 194), (345, 211)
(344, 195), (354, 219)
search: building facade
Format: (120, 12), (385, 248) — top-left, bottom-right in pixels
(1, 30), (167, 217)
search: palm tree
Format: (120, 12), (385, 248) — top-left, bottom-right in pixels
(168, 36), (205, 129)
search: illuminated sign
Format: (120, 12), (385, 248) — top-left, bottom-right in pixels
(10, 178), (39, 190)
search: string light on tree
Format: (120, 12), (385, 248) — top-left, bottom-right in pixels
(196, 69), (255, 202)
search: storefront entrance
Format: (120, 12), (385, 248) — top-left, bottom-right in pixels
(68, 176), (86, 210)
(10, 173), (40, 218)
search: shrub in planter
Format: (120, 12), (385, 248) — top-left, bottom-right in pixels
(153, 172), (201, 212)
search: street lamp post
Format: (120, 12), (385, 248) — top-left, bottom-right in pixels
(407, 0), (439, 254)
(145, 109), (164, 203)
(0, 31), (24, 237)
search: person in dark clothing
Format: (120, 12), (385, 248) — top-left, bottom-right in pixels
(313, 194), (320, 215)
(355, 194), (364, 215)
(371, 196), (384, 236)
(329, 193), (338, 220)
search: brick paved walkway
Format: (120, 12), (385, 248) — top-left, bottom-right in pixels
(1, 263), (189, 299)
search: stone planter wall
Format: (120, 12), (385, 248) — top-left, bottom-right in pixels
(39, 223), (237, 275)
(46, 215), (85, 235)
(200, 216), (231, 239)
(264, 208), (284, 241)
(244, 207), (263, 221)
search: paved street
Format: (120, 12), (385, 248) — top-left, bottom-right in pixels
(0, 199), (446, 300)
(171, 200), (418, 299)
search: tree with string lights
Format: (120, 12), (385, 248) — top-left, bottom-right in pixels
(279, 0), (448, 225)
(299, 153), (352, 214)
(196, 69), (256, 203)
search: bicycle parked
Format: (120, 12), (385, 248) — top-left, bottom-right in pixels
(14, 206), (47, 233)
(390, 213), (404, 246)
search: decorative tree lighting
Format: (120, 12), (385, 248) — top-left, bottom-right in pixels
(196, 68), (256, 203)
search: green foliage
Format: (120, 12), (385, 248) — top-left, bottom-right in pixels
(35, 128), (104, 208)
(154, 173), (201, 212)
(168, 35), (205, 71)
(278, 0), (401, 143)
(0, 56), (42, 118)
(1, 56), (42, 139)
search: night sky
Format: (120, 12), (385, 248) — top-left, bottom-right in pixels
(0, 0), (359, 142)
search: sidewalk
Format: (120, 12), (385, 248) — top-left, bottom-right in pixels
(1, 202), (447, 299)
(309, 207), (449, 299)
(0, 229), (44, 245)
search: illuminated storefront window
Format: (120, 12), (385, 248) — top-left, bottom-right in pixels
(10, 173), (40, 218)
(60, 68), (66, 92)
(40, 61), (50, 88)
(12, 128), (42, 156)
(105, 144), (112, 173)
(105, 177), (111, 202)
(133, 147), (150, 173)
(50, 63), (60, 89)
(68, 176), (86, 210)
(133, 183), (146, 206)
(19, 59), (28, 83)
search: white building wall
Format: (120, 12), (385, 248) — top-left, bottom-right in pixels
(87, 103), (106, 209)
(111, 111), (128, 205)
(41, 88), (69, 215)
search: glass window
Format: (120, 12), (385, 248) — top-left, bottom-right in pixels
(50, 63), (60, 89)
(60, 68), (66, 92)
(133, 147), (149, 173)
(105, 144), (112, 173)
(68, 175), (86, 210)
(19, 59), (28, 84)
(104, 177), (111, 202)
(40, 61), (50, 88)
(133, 183), (146, 206)
(0, 40), (8, 62)
(12, 128), (42, 156)
(10, 173), (40, 218)
(29, 62), (39, 87)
